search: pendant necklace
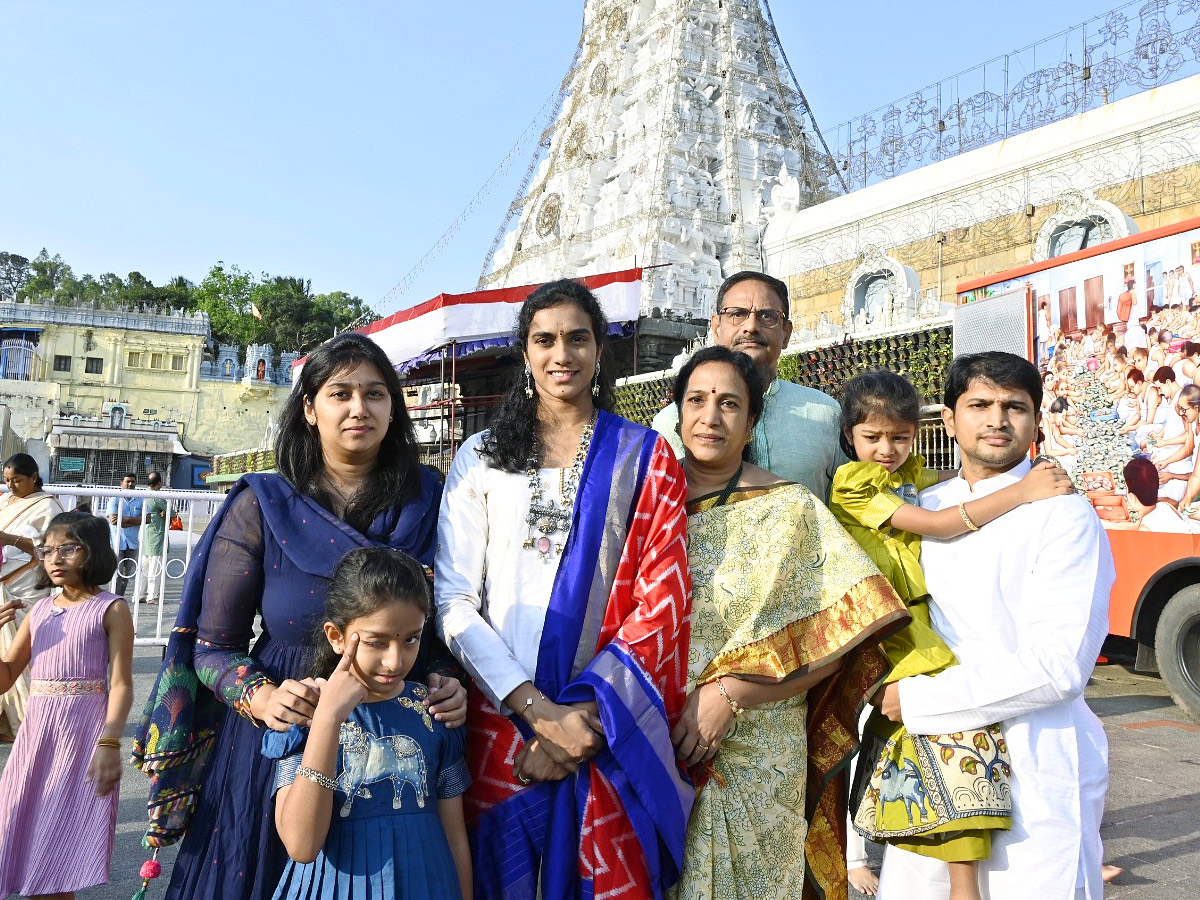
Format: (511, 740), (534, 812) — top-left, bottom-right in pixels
(523, 412), (597, 560)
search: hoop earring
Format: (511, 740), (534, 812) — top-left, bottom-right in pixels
(591, 360), (601, 397)
(524, 362), (534, 399)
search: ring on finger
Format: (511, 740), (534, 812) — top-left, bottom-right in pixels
(697, 742), (709, 750)
(517, 774), (531, 785)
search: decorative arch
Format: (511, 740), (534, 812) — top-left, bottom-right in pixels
(1032, 189), (1137, 261)
(841, 246), (922, 332)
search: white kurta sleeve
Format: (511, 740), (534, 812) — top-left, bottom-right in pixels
(899, 498), (1115, 735)
(650, 403), (685, 459)
(434, 442), (534, 708)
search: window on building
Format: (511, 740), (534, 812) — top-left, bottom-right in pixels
(1048, 216), (1115, 258)
(53, 355), (72, 372)
(84, 357), (103, 375)
(150, 352), (164, 369)
(171, 354), (186, 371)
(127, 352), (141, 368)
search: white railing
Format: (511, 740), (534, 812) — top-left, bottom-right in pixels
(916, 405), (957, 472)
(43, 485), (227, 647)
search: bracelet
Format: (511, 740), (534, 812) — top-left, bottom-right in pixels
(96, 737), (121, 750)
(957, 502), (980, 533)
(517, 691), (547, 720)
(715, 678), (744, 717)
(297, 766), (338, 791)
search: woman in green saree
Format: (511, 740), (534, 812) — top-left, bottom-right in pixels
(668, 347), (907, 900)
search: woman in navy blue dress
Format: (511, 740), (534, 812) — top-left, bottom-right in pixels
(133, 333), (467, 900)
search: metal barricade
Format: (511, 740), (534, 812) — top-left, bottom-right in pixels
(46, 484), (227, 648)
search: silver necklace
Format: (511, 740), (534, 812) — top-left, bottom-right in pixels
(523, 412), (596, 560)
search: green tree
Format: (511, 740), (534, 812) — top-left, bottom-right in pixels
(0, 253), (30, 301)
(193, 263), (258, 346)
(19, 249), (74, 301)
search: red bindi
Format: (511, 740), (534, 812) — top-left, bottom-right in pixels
(711, 387), (717, 394)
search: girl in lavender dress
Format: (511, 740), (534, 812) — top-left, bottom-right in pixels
(0, 511), (134, 899)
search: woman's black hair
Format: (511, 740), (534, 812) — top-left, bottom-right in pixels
(672, 346), (765, 462)
(839, 370), (923, 459)
(308, 547), (431, 680)
(479, 279), (616, 474)
(3, 453), (43, 491)
(35, 511), (118, 590)
(275, 332), (421, 533)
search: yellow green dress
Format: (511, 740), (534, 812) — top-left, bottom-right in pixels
(830, 457), (1012, 862)
(672, 482), (909, 900)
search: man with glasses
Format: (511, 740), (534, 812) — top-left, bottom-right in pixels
(652, 270), (844, 499)
(107, 472), (143, 600)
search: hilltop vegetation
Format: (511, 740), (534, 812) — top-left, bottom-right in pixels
(0, 249), (375, 352)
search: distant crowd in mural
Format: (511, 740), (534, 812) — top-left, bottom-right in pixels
(1038, 268), (1200, 532)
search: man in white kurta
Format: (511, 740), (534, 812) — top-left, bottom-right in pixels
(877, 352), (1116, 900)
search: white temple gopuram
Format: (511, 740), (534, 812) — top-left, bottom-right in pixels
(479, 0), (839, 319)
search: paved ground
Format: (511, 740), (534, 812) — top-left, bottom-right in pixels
(1, 636), (1195, 898)
(847, 640), (1200, 898)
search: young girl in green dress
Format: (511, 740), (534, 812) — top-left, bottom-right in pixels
(829, 370), (1074, 900)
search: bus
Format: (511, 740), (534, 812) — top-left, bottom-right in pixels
(955, 215), (1200, 722)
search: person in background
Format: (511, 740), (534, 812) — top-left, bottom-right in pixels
(653, 270), (845, 500)
(140, 471), (168, 605)
(106, 472), (143, 599)
(1036, 300), (1051, 365)
(1124, 315), (1149, 352)
(1122, 457), (1198, 533)
(0, 453), (64, 741)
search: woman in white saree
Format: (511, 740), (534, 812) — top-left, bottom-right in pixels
(0, 453), (64, 739)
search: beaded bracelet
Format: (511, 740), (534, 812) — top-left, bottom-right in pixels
(297, 766), (338, 791)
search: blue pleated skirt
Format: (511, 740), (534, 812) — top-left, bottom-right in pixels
(272, 812), (461, 900)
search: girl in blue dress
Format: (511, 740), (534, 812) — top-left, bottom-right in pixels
(265, 547), (472, 900)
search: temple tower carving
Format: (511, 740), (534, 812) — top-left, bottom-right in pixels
(479, 0), (839, 318)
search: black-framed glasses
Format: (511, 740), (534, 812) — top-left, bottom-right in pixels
(717, 306), (784, 328)
(36, 543), (85, 560)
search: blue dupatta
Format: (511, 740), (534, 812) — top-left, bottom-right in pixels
(470, 411), (693, 899)
(131, 470), (441, 847)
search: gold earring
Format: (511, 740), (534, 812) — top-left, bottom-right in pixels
(745, 433), (754, 445)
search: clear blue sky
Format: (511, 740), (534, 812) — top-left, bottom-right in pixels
(0, 0), (1111, 316)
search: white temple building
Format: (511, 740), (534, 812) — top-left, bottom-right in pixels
(479, 0), (839, 319)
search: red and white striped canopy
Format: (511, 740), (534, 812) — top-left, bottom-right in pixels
(295, 268), (643, 374)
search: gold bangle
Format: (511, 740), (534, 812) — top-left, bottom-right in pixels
(96, 737), (121, 749)
(957, 502), (980, 532)
(715, 677), (744, 717)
